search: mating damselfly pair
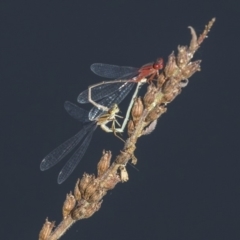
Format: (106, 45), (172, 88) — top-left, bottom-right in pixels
(40, 59), (164, 184)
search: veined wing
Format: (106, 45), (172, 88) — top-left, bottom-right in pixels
(77, 81), (125, 104)
(77, 63), (139, 104)
(57, 124), (97, 184)
(40, 124), (92, 171)
(88, 82), (135, 121)
(64, 101), (90, 123)
(90, 63), (139, 79)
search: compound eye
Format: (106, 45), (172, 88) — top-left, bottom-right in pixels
(153, 58), (164, 70)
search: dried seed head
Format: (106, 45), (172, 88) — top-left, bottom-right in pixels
(79, 173), (95, 195)
(74, 179), (81, 201)
(119, 165), (129, 182)
(83, 180), (99, 201)
(39, 218), (55, 240)
(127, 119), (135, 136)
(131, 97), (144, 122)
(143, 84), (157, 107)
(62, 192), (76, 219)
(164, 52), (179, 77)
(97, 150), (112, 177)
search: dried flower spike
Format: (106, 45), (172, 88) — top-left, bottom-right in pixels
(39, 18), (216, 240)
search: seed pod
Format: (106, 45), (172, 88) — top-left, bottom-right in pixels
(131, 97), (144, 122)
(74, 179), (81, 201)
(127, 119), (135, 136)
(164, 52), (179, 77)
(97, 150), (112, 177)
(62, 192), (76, 219)
(143, 84), (157, 107)
(39, 218), (55, 240)
(79, 173), (95, 195)
(83, 180), (99, 201)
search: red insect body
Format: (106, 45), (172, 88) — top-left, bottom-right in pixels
(134, 58), (164, 82)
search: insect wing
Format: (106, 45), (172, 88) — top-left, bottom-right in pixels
(88, 82), (135, 121)
(57, 124), (97, 184)
(40, 126), (90, 171)
(90, 63), (139, 79)
(64, 101), (90, 123)
(77, 63), (139, 104)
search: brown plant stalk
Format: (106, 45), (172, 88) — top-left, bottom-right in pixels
(39, 18), (216, 240)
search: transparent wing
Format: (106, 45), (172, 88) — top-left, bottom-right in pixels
(89, 82), (135, 121)
(77, 81), (125, 104)
(40, 125), (91, 171)
(90, 63), (139, 79)
(64, 101), (90, 123)
(57, 124), (97, 184)
(77, 63), (139, 104)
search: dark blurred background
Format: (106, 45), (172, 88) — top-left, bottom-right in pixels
(1, 0), (240, 239)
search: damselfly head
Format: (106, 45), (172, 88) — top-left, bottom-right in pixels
(153, 58), (164, 70)
(109, 104), (120, 114)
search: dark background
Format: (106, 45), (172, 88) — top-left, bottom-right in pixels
(1, 0), (240, 239)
